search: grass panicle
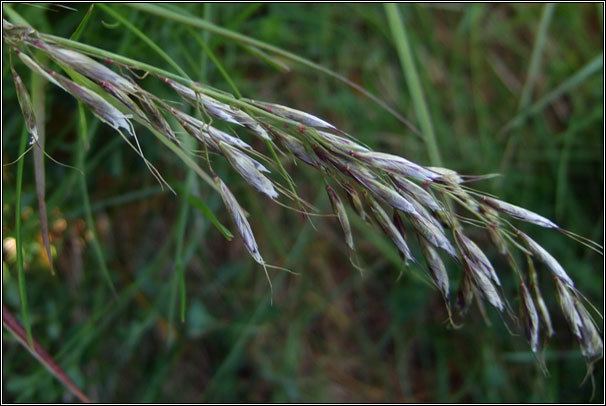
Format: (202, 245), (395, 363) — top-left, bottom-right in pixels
(3, 15), (602, 374)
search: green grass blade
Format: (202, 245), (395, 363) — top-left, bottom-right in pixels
(125, 2), (420, 134)
(384, 3), (442, 166)
(77, 109), (116, 294)
(185, 194), (233, 241)
(242, 45), (291, 73)
(501, 53), (603, 134)
(97, 4), (191, 79)
(14, 125), (32, 345)
(2, 305), (92, 403)
(70, 4), (95, 41)
(518, 4), (556, 111)
(187, 26), (241, 97)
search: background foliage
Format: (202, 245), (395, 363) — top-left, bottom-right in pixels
(2, 3), (603, 402)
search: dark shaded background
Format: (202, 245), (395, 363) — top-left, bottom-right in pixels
(2, 3), (604, 402)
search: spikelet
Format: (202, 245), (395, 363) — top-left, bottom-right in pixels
(368, 198), (414, 264)
(520, 282), (540, 352)
(326, 185), (354, 251)
(354, 151), (441, 182)
(483, 196), (558, 229)
(10, 67), (38, 144)
(518, 232), (574, 288)
(249, 100), (338, 131)
(420, 239), (450, 299)
(219, 142), (279, 199)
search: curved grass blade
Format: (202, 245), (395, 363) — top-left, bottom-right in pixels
(185, 193), (233, 241)
(384, 3), (442, 165)
(3, 305), (92, 403)
(125, 2), (420, 134)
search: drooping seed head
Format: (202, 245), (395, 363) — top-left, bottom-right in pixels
(137, 95), (178, 142)
(466, 260), (504, 311)
(411, 209), (457, 257)
(456, 273), (475, 316)
(17, 50), (62, 88)
(555, 281), (603, 361)
(342, 184), (370, 223)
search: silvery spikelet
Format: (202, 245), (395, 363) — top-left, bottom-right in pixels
(354, 151), (441, 182)
(527, 257), (554, 337)
(170, 107), (252, 151)
(40, 67), (136, 138)
(11, 67), (38, 144)
(392, 176), (444, 212)
(215, 176), (264, 265)
(33, 42), (139, 93)
(483, 196), (558, 229)
(273, 130), (321, 167)
(520, 282), (540, 352)
(518, 232), (574, 288)
(368, 198), (414, 263)
(219, 142), (279, 199)
(455, 231), (501, 286)
(349, 166), (417, 215)
(164, 77), (270, 140)
(420, 239), (450, 299)
(326, 185), (354, 251)
(316, 130), (369, 153)
(249, 100), (338, 131)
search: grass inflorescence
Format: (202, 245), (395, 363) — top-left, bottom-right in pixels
(2, 4), (603, 402)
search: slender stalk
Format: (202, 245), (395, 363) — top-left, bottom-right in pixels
(15, 125), (31, 346)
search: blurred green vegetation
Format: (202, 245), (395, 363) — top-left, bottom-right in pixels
(2, 3), (603, 402)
